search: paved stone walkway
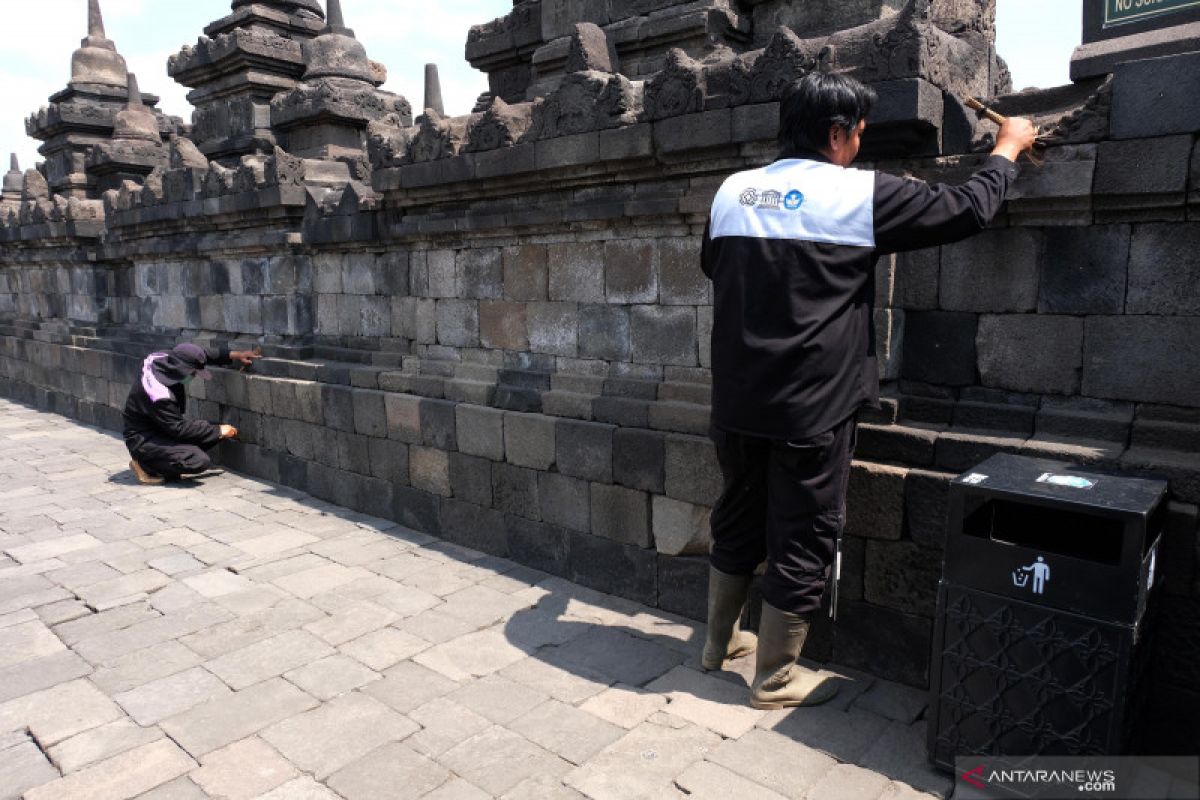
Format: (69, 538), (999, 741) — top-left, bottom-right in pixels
(0, 398), (954, 800)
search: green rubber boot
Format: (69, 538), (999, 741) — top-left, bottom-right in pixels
(701, 567), (758, 671)
(750, 602), (838, 709)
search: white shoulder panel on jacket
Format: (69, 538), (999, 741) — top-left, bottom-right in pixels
(709, 159), (876, 248)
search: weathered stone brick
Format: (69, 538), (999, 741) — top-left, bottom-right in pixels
(492, 463), (541, 521)
(436, 299), (480, 347)
(1084, 316), (1200, 406)
(864, 540), (942, 617)
(1039, 225), (1128, 314)
(527, 302), (578, 357)
(368, 437), (409, 484)
(1095, 135), (1192, 196)
(658, 237), (709, 305)
(605, 240), (658, 304)
(578, 305), (631, 361)
(940, 229), (1040, 313)
(548, 243), (605, 302)
(901, 311), (978, 387)
(427, 250), (457, 298)
(590, 484), (651, 547)
(1127, 223), (1200, 315)
(894, 247), (939, 310)
(457, 249), (503, 300)
(630, 306), (696, 366)
(322, 385), (355, 432)
(664, 434), (721, 506)
(556, 419), (614, 482)
(449, 452), (494, 506)
(652, 496), (711, 556)
(845, 461), (906, 541)
(393, 486), (441, 534)
(977, 314), (1083, 395)
(342, 254), (378, 295)
(439, 499), (507, 557)
(613, 428), (666, 493)
(337, 432), (372, 475)
(479, 301), (528, 351)
(538, 473), (591, 533)
(503, 245), (548, 302)
(568, 532), (657, 607)
(419, 398), (457, 450)
(410, 446), (452, 497)
(392, 297), (437, 342)
(455, 404), (504, 461)
(905, 469), (953, 548)
(504, 412), (556, 470)
(352, 390), (388, 438)
(385, 393), (422, 443)
(505, 517), (571, 576)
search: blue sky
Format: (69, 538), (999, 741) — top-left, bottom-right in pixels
(0, 0), (1081, 173)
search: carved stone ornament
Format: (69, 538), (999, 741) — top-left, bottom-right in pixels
(526, 71), (641, 139)
(407, 110), (469, 163)
(747, 28), (834, 104)
(465, 97), (533, 153)
(642, 49), (706, 121)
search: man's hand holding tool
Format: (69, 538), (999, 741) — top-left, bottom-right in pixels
(965, 97), (1041, 165)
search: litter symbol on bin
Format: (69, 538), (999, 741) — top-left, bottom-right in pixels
(1012, 556), (1050, 595)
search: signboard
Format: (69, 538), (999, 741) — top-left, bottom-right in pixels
(1105, 0), (1200, 26)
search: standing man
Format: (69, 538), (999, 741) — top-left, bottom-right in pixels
(124, 343), (260, 485)
(700, 72), (1037, 709)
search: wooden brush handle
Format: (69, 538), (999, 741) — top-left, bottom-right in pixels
(964, 97), (1007, 126)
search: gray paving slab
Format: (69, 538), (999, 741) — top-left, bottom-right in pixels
(0, 399), (949, 799)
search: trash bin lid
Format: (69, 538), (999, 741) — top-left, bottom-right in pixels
(953, 452), (1167, 516)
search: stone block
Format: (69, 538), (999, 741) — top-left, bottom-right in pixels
(1112, 52), (1200, 139)
(976, 314), (1084, 395)
(590, 483), (651, 547)
(555, 419), (614, 482)
(605, 240), (658, 304)
(655, 554), (707, 621)
(939, 229), (1040, 312)
(367, 437), (409, 484)
(504, 411), (556, 470)
(630, 306), (697, 366)
(393, 486), (441, 535)
(1127, 223), (1200, 315)
(456, 404), (505, 461)
(538, 473), (591, 533)
(1039, 225), (1128, 314)
(457, 248), (503, 300)
(845, 461), (906, 541)
(428, 250), (458, 298)
(652, 496), (711, 556)
(1162, 501), (1198, 597)
(492, 463), (541, 520)
(1095, 135), (1191, 198)
(479, 301), (528, 351)
(1084, 316), (1200, 405)
(613, 428), (666, 493)
(664, 434), (721, 506)
(449, 452), (494, 507)
(875, 308), (905, 382)
(578, 304), (632, 361)
(904, 469), (953, 548)
(599, 123), (653, 161)
(23, 739), (195, 800)
(536, 132), (600, 170)
(337, 432), (372, 475)
(420, 398), (457, 450)
(440, 499), (509, 557)
(436, 299), (480, 348)
(548, 243), (605, 302)
(385, 393), (421, 443)
(732, 102), (780, 144)
(833, 601), (931, 688)
(503, 245), (548, 301)
(410, 447), (452, 497)
(352, 390), (388, 438)
(901, 311), (978, 387)
(505, 516), (571, 576)
(655, 110), (732, 154)
(567, 532), (658, 607)
(527, 302), (579, 357)
(322, 384), (355, 432)
(658, 237), (709, 305)
(864, 540), (942, 617)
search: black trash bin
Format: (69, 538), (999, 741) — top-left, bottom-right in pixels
(927, 452), (1167, 771)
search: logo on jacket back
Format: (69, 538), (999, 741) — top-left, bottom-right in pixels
(738, 188), (804, 211)
(739, 188), (758, 207)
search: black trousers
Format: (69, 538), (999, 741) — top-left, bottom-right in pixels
(709, 414), (857, 615)
(126, 433), (217, 480)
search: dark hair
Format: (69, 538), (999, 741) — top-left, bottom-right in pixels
(778, 72), (877, 158)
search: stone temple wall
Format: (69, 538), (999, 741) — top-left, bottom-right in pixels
(1, 0), (1199, 752)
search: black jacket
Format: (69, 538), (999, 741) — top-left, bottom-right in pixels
(702, 153), (1019, 440)
(123, 346), (232, 449)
